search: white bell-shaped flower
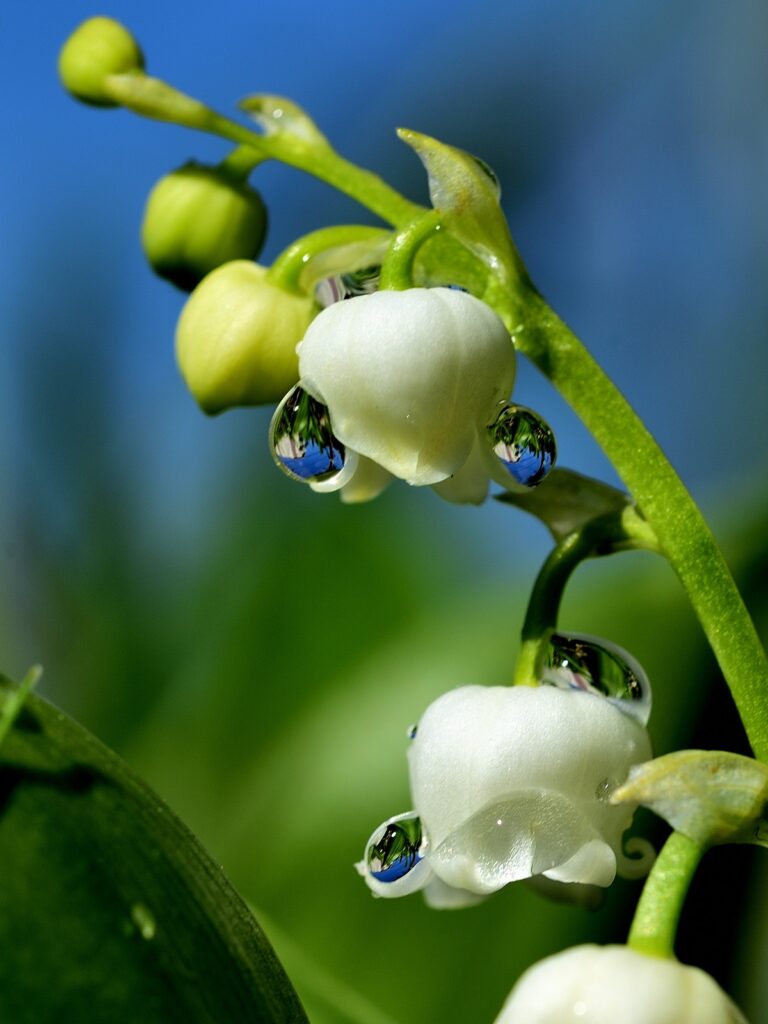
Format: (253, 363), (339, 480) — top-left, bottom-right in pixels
(357, 682), (652, 908)
(495, 944), (747, 1023)
(295, 287), (516, 502)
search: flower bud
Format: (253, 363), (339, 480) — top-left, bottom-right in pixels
(141, 163), (267, 292)
(176, 261), (317, 413)
(59, 17), (144, 107)
(495, 945), (747, 1023)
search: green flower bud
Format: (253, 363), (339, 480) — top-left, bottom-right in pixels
(141, 163), (268, 292)
(176, 261), (317, 414)
(59, 17), (144, 107)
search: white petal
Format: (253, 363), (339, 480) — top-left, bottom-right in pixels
(422, 876), (487, 910)
(298, 288), (515, 485)
(495, 945), (748, 1023)
(338, 453), (392, 504)
(408, 685), (651, 891)
(431, 430), (491, 505)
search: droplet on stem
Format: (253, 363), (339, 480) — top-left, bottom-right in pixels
(315, 265), (381, 307)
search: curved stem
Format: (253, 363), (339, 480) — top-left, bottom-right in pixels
(379, 211), (443, 290)
(514, 512), (657, 686)
(268, 225), (391, 293)
(627, 831), (704, 958)
(499, 287), (768, 760)
(217, 144), (267, 182)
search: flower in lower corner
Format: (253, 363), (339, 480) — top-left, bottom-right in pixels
(270, 286), (557, 504)
(493, 945), (747, 1023)
(356, 651), (654, 909)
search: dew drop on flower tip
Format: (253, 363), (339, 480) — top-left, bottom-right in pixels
(270, 385), (346, 483)
(407, 723), (418, 740)
(486, 404), (556, 487)
(315, 264), (381, 307)
(542, 632), (652, 725)
(365, 813), (427, 883)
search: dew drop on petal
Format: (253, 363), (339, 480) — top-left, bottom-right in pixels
(270, 385), (347, 484)
(315, 264), (381, 307)
(542, 632), (652, 725)
(365, 812), (427, 883)
(407, 723), (418, 740)
(486, 404), (556, 487)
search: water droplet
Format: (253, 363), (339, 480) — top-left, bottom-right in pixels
(270, 386), (346, 484)
(470, 154), (502, 199)
(365, 812), (427, 883)
(542, 632), (652, 725)
(130, 902), (156, 941)
(486, 404), (556, 487)
(407, 723), (418, 740)
(315, 264), (381, 307)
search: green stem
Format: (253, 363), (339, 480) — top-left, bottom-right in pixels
(378, 211), (443, 290)
(502, 288), (768, 760)
(627, 831), (704, 958)
(514, 512), (657, 686)
(217, 144), (267, 182)
(268, 225), (392, 293)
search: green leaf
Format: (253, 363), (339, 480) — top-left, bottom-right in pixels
(397, 128), (522, 286)
(496, 467), (633, 542)
(611, 749), (768, 848)
(0, 677), (308, 1024)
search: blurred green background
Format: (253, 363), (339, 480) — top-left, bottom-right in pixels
(2, 1), (768, 1020)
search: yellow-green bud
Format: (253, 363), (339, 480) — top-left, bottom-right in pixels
(59, 17), (144, 107)
(176, 261), (318, 413)
(141, 163), (268, 292)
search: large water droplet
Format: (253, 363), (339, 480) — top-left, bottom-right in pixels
(486, 404), (556, 487)
(270, 385), (347, 484)
(365, 812), (427, 883)
(316, 264), (381, 307)
(542, 632), (652, 724)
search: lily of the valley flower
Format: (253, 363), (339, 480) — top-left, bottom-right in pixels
(494, 945), (747, 1023)
(295, 287), (517, 503)
(357, 682), (653, 909)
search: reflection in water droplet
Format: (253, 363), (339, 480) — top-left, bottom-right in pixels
(270, 386), (346, 484)
(542, 632), (652, 725)
(365, 812), (426, 883)
(130, 902), (156, 941)
(486, 404), (556, 487)
(470, 154), (502, 199)
(407, 723), (418, 740)
(316, 265), (381, 307)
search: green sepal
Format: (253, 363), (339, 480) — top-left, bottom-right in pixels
(0, 675), (308, 1023)
(240, 95), (330, 151)
(497, 467), (648, 544)
(397, 128), (524, 289)
(611, 749), (768, 848)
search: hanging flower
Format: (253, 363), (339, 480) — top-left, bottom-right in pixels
(357, 679), (653, 909)
(494, 945), (747, 1023)
(270, 286), (556, 503)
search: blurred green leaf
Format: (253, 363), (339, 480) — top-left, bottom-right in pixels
(0, 678), (308, 1024)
